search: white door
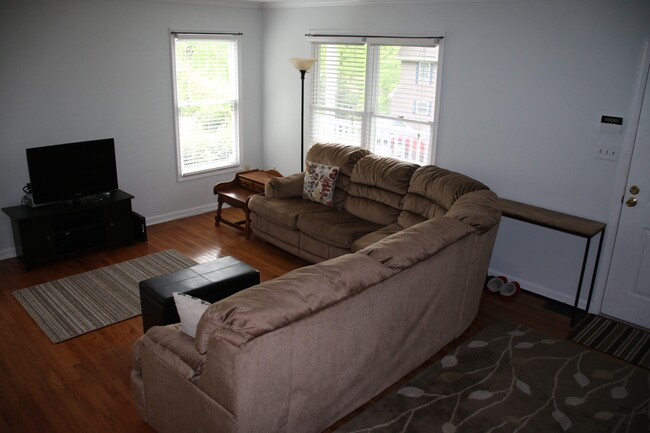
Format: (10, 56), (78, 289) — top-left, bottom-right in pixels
(601, 56), (650, 329)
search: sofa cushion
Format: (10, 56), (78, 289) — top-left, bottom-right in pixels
(248, 195), (334, 230)
(265, 172), (304, 198)
(345, 155), (418, 226)
(350, 223), (402, 252)
(358, 217), (475, 270)
(297, 210), (383, 249)
(141, 324), (206, 379)
(302, 161), (339, 206)
(398, 165), (489, 228)
(306, 143), (371, 208)
(195, 254), (397, 352)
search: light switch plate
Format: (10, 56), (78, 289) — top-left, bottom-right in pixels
(594, 145), (620, 161)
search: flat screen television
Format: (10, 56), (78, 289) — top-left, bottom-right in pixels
(26, 138), (119, 206)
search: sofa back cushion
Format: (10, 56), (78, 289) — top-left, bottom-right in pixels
(358, 217), (475, 270)
(306, 143), (371, 208)
(194, 254), (396, 353)
(345, 155), (418, 226)
(398, 165), (489, 228)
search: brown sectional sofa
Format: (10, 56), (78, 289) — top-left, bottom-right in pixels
(250, 143), (497, 263)
(130, 143), (501, 433)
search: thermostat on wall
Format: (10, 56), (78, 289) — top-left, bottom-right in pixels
(600, 115), (623, 134)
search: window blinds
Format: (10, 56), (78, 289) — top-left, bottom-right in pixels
(308, 34), (441, 164)
(172, 33), (240, 176)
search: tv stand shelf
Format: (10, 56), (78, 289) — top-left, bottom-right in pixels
(2, 189), (135, 270)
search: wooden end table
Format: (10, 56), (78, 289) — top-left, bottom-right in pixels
(212, 169), (282, 239)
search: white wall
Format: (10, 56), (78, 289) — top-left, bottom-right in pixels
(2, 0), (649, 313)
(261, 0), (650, 309)
(0, 0), (263, 257)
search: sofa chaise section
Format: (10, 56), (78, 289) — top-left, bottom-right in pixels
(131, 142), (501, 433)
(132, 203), (498, 433)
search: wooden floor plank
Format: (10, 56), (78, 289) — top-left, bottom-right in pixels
(0, 208), (571, 433)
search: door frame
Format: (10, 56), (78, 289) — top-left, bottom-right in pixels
(590, 40), (650, 316)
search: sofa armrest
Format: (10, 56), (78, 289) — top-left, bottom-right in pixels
(264, 172), (304, 198)
(445, 190), (501, 233)
(138, 324), (206, 380)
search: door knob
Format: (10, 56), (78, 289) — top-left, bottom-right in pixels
(629, 185), (640, 195)
(626, 197), (637, 207)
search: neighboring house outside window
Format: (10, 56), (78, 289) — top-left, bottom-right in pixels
(171, 32), (241, 178)
(416, 61), (434, 85)
(309, 36), (441, 165)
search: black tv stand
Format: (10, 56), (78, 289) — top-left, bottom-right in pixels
(64, 192), (109, 208)
(2, 189), (135, 271)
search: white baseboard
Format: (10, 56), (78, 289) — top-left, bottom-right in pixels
(487, 267), (587, 310)
(0, 247), (16, 261)
(144, 203), (219, 226)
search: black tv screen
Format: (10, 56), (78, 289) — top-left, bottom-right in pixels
(26, 138), (119, 205)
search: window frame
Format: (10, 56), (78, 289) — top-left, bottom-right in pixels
(307, 35), (444, 165)
(170, 31), (243, 180)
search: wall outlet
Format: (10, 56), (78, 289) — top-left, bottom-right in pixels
(244, 164), (250, 170)
(594, 145), (620, 161)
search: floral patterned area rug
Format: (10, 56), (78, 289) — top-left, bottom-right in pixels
(334, 322), (649, 433)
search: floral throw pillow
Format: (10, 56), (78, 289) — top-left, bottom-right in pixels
(303, 161), (339, 206)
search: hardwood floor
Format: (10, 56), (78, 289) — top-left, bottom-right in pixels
(0, 209), (573, 433)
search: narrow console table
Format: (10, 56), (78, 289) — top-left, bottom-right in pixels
(2, 189), (134, 270)
(498, 198), (606, 325)
(213, 169), (282, 239)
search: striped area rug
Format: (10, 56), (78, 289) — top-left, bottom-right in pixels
(570, 314), (650, 369)
(13, 250), (196, 343)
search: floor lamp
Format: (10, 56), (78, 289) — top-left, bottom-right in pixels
(289, 58), (316, 172)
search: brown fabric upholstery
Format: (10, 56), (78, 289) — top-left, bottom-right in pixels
(264, 172), (304, 198)
(298, 234), (351, 262)
(358, 217), (475, 270)
(345, 155), (418, 225)
(194, 254), (396, 353)
(445, 189), (501, 233)
(350, 223), (402, 252)
(141, 324), (206, 380)
(250, 214), (301, 256)
(133, 143), (502, 433)
(248, 196), (333, 230)
(305, 143), (371, 208)
(296, 210), (383, 249)
(398, 165), (489, 228)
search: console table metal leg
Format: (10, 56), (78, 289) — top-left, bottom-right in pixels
(571, 236), (592, 326)
(582, 232), (606, 323)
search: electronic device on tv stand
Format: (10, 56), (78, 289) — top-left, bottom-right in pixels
(25, 138), (119, 208)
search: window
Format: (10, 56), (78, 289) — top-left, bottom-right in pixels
(415, 100), (432, 116)
(309, 36), (442, 165)
(416, 62), (434, 85)
(171, 32), (241, 177)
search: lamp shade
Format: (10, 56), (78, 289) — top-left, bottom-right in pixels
(289, 58), (317, 72)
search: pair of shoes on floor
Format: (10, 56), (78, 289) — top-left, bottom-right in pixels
(485, 276), (520, 298)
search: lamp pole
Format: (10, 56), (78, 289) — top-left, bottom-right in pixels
(290, 58), (317, 172)
(299, 69), (307, 172)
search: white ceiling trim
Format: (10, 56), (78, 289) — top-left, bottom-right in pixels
(135, 0), (546, 9)
(135, 0), (262, 8)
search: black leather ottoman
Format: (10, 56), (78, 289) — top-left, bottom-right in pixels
(139, 256), (259, 332)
